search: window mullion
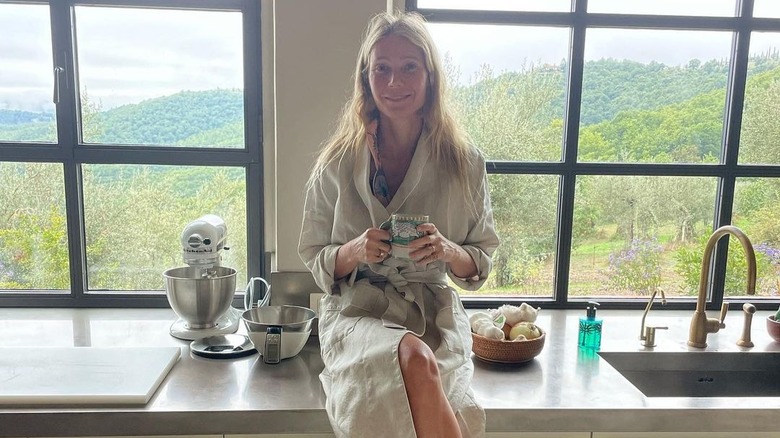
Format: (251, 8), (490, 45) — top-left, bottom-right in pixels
(50, 1), (79, 147)
(51, 0), (86, 301)
(710, 0), (755, 308)
(243, 0), (265, 281)
(554, 0), (588, 305)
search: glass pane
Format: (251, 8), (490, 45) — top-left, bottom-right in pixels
(733, 178), (780, 297)
(754, 0), (780, 18)
(588, 0), (735, 16)
(463, 174), (558, 298)
(429, 23), (568, 161)
(0, 3), (56, 143)
(74, 6), (245, 147)
(738, 32), (780, 165)
(571, 176), (717, 299)
(82, 164), (247, 292)
(0, 162), (69, 291)
(579, 29), (731, 164)
(417, 0), (570, 12)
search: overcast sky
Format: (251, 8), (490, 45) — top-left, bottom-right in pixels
(1, 1), (779, 112)
(0, 4), (242, 112)
(427, 0), (780, 84)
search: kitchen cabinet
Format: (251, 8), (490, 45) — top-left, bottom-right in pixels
(228, 433), (590, 437)
(594, 433), (780, 437)
(227, 435), (335, 437)
(487, 434), (589, 437)
(227, 435), (335, 438)
(30, 433), (780, 438)
(41, 436), (221, 438)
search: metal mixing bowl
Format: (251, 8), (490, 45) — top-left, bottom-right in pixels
(163, 266), (237, 329)
(242, 305), (316, 360)
(242, 305), (315, 333)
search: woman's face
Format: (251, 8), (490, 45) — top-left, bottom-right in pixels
(368, 34), (429, 122)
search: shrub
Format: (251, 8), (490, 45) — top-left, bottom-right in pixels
(607, 237), (663, 295)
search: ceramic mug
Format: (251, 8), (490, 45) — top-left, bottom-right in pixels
(382, 213), (429, 260)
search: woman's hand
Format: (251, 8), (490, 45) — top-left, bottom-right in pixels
(334, 227), (392, 279)
(408, 223), (478, 278)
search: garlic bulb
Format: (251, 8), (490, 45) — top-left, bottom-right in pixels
(517, 302), (540, 323)
(497, 304), (524, 325)
(469, 312), (493, 331)
(476, 323), (504, 340)
(496, 303), (541, 325)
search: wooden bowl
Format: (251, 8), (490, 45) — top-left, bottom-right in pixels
(767, 315), (780, 343)
(471, 328), (546, 364)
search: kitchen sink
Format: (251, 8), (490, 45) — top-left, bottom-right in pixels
(598, 351), (780, 397)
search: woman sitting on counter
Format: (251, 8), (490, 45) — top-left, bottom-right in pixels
(298, 10), (499, 438)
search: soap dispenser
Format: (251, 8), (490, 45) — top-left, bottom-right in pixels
(578, 301), (602, 350)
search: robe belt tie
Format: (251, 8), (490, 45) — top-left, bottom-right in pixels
(364, 260), (447, 302)
(358, 262), (448, 336)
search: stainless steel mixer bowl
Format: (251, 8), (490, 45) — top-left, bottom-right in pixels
(163, 266), (237, 329)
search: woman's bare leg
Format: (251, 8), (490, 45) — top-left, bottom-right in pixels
(398, 334), (463, 438)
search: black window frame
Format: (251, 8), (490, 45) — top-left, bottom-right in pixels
(0, 0), (265, 308)
(408, 0), (780, 310)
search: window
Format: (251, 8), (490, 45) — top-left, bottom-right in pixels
(411, 0), (780, 309)
(0, 0), (263, 307)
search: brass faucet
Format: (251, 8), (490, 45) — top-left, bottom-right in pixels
(640, 288), (667, 346)
(688, 225), (757, 348)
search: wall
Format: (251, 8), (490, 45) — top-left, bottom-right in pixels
(269, 0), (387, 272)
(265, 0), (407, 304)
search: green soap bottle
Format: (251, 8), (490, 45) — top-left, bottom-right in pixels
(578, 301), (602, 350)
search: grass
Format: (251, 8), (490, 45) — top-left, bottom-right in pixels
(462, 220), (780, 299)
(464, 223), (698, 298)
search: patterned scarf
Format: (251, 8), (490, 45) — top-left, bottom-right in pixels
(367, 121), (390, 206)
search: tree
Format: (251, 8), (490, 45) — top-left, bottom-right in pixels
(447, 63), (561, 289)
(740, 72), (780, 164)
(0, 163), (69, 289)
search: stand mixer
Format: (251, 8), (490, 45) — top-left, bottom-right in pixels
(180, 214), (229, 277)
(164, 215), (242, 341)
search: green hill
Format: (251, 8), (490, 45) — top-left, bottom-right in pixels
(0, 89), (244, 146)
(3, 56), (780, 154)
(579, 65), (780, 162)
(577, 58), (731, 125)
(95, 88), (244, 146)
(0, 121), (54, 142)
(0, 109), (54, 125)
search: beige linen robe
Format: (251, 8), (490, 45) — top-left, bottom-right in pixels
(298, 134), (499, 438)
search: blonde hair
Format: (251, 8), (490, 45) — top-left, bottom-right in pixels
(308, 11), (479, 208)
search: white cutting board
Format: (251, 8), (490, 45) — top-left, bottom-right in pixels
(0, 346), (180, 405)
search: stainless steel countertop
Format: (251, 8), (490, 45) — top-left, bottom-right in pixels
(1, 307), (779, 436)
